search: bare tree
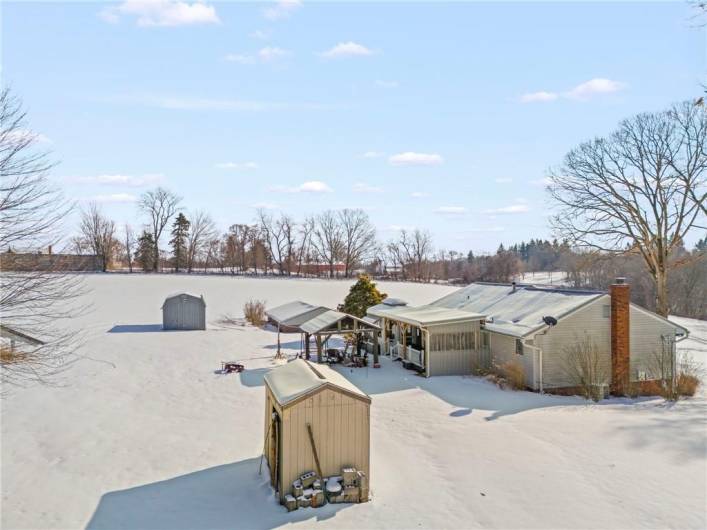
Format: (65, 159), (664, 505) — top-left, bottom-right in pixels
(398, 229), (433, 281)
(561, 336), (610, 401)
(296, 216), (315, 275)
(138, 187), (181, 272)
(548, 102), (706, 316)
(185, 211), (216, 273)
(257, 209), (290, 275)
(0, 88), (84, 389)
(339, 208), (376, 277)
(79, 203), (117, 272)
(124, 224), (135, 273)
(311, 210), (343, 277)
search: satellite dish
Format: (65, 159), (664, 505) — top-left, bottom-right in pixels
(543, 316), (558, 326)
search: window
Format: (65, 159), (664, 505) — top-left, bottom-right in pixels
(602, 305), (610, 318)
(515, 339), (524, 355)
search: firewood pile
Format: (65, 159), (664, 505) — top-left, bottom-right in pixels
(283, 466), (369, 511)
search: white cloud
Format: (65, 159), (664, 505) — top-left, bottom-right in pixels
(224, 46), (291, 64)
(520, 78), (626, 103)
(531, 177), (552, 186)
(484, 204), (530, 215)
(389, 152), (444, 166)
(410, 191), (429, 198)
(352, 182), (383, 193)
(434, 206), (468, 215)
(99, 0), (220, 27)
(224, 53), (256, 64)
(362, 151), (384, 159)
(385, 224), (416, 232)
(67, 173), (164, 187)
(263, 0), (301, 20)
(250, 29), (271, 40)
(319, 42), (375, 59)
(520, 91), (559, 103)
(4, 129), (52, 144)
(84, 193), (138, 203)
(375, 80), (399, 89)
(258, 46), (291, 62)
(215, 162), (258, 170)
(494, 177), (513, 184)
(270, 180), (333, 193)
(565, 78), (627, 100)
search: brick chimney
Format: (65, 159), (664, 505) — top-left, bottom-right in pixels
(610, 277), (630, 395)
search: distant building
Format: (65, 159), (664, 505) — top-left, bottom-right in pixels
(162, 293), (206, 330)
(0, 247), (101, 272)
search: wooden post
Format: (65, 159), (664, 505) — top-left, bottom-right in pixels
(305, 332), (310, 360)
(373, 329), (380, 367)
(306, 423), (323, 478)
(316, 334), (322, 363)
(277, 323), (281, 358)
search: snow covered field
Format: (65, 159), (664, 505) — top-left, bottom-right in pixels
(2, 274), (705, 530)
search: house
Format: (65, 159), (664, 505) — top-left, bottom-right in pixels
(263, 359), (371, 503)
(161, 293), (206, 330)
(367, 279), (689, 395)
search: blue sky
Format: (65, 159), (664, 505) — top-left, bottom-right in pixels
(3, 1), (705, 252)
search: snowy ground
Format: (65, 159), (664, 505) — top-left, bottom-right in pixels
(1, 274), (705, 530)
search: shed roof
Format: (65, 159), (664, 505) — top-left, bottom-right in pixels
(298, 310), (380, 334)
(162, 292), (205, 308)
(266, 301), (326, 325)
(264, 359), (370, 407)
(0, 324), (45, 346)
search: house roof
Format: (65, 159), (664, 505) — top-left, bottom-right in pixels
(0, 324), (45, 346)
(264, 359), (370, 407)
(431, 283), (604, 337)
(368, 303), (484, 326)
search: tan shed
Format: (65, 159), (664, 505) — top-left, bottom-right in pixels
(263, 359), (371, 502)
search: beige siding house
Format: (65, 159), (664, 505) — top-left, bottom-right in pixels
(367, 280), (688, 395)
(263, 359), (371, 502)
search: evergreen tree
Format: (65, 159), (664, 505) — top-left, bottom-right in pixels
(170, 213), (190, 272)
(342, 274), (387, 318)
(136, 231), (156, 272)
(467, 250), (474, 263)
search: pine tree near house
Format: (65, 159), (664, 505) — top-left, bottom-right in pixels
(136, 231), (156, 272)
(170, 213), (190, 272)
(342, 274), (387, 318)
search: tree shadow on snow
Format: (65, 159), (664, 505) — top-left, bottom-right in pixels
(108, 324), (164, 333)
(85, 457), (351, 530)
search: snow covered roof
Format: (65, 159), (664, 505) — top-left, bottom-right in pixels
(299, 310), (380, 334)
(162, 292), (205, 308)
(431, 283), (605, 337)
(383, 298), (408, 307)
(0, 324), (45, 346)
(264, 359), (370, 407)
(266, 301), (327, 325)
(368, 304), (484, 326)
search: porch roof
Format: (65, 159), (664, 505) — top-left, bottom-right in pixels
(367, 304), (484, 327)
(299, 309), (380, 334)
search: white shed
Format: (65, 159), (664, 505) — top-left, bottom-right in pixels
(161, 293), (206, 330)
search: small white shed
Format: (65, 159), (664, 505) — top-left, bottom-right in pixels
(161, 293), (206, 330)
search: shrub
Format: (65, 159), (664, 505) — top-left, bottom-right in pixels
(561, 336), (609, 401)
(676, 373), (700, 397)
(243, 299), (266, 326)
(486, 361), (526, 391)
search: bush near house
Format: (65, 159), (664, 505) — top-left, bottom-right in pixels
(486, 361), (526, 391)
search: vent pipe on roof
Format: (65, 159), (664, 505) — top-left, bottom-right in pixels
(511, 281), (517, 293)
